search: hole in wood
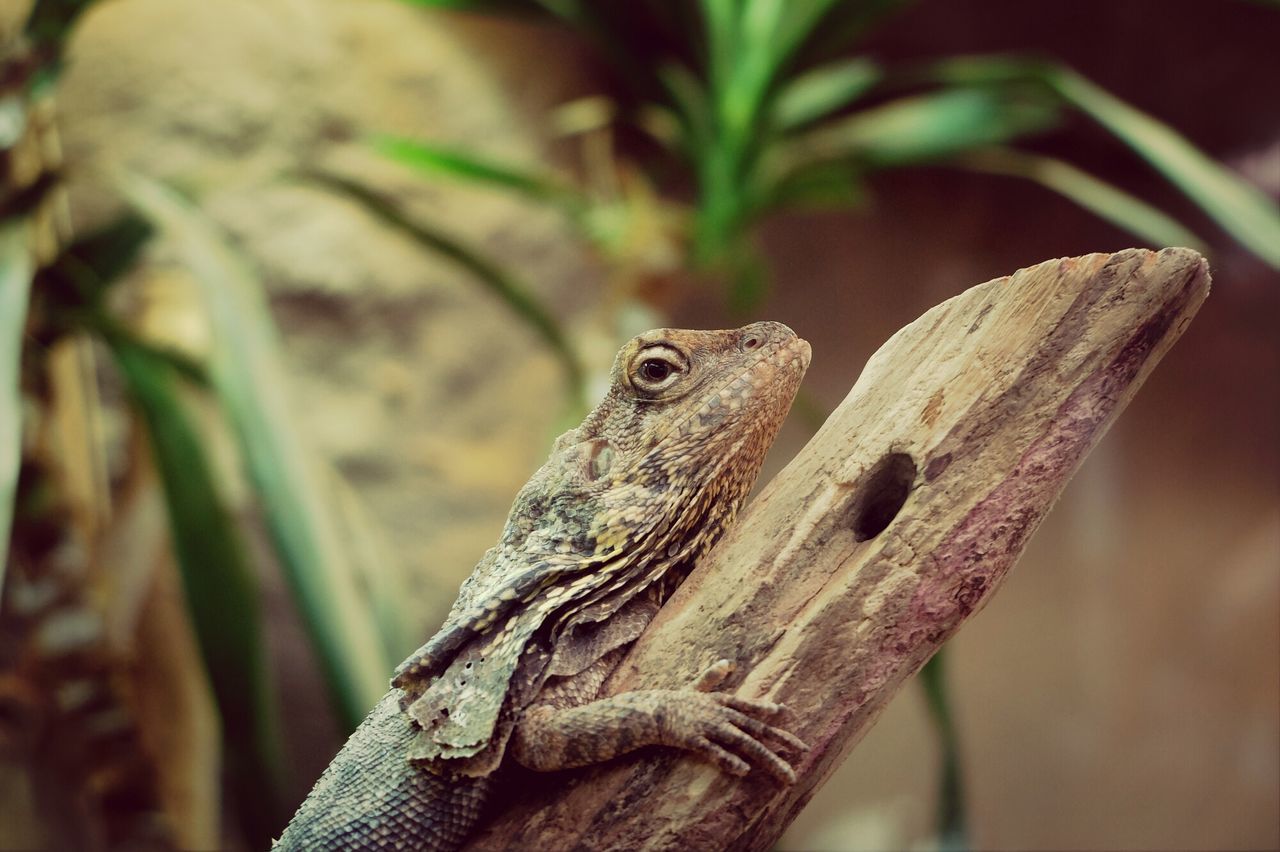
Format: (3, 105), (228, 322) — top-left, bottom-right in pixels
(850, 452), (916, 542)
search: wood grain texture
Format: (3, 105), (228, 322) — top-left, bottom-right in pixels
(468, 248), (1209, 851)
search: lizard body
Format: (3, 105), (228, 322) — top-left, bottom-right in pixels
(275, 322), (810, 850)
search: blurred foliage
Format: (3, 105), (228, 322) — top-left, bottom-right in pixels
(28, 215), (293, 845)
(20, 0), (97, 86)
(4, 0), (290, 840)
(109, 336), (287, 838)
(925, 55), (1280, 266)
(119, 173), (393, 727)
(4, 1), (391, 846)
(390, 0), (1278, 311)
(374, 135), (585, 212)
(0, 223), (32, 592)
(949, 146), (1202, 251)
(306, 170), (589, 412)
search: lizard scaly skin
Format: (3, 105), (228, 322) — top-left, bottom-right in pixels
(275, 322), (811, 850)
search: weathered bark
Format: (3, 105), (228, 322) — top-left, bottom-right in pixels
(468, 247), (1209, 850)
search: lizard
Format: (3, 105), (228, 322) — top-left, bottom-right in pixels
(274, 320), (812, 850)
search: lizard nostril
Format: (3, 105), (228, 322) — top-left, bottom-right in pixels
(741, 334), (762, 351)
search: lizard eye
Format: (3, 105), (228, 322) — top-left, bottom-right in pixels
(629, 344), (688, 396)
(640, 359), (671, 382)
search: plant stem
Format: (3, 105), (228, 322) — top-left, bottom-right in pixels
(920, 649), (968, 851)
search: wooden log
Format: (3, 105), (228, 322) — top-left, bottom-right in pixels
(468, 247), (1210, 851)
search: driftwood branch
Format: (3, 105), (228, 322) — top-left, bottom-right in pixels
(468, 248), (1209, 851)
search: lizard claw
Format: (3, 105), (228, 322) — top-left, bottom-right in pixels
(659, 689), (808, 784)
(691, 658), (735, 692)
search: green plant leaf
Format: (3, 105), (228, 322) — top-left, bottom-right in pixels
(56, 215), (153, 296)
(325, 468), (414, 661)
(700, 0), (739, 99)
(932, 56), (1280, 267)
(784, 0), (915, 65)
(23, 0), (99, 47)
(118, 172), (391, 730)
(109, 338), (285, 847)
(634, 102), (687, 152)
(307, 171), (588, 412)
(1052, 68), (1280, 267)
(35, 221), (206, 387)
(778, 86), (1060, 174)
(373, 135), (584, 214)
(22, 0), (102, 87)
(760, 159), (867, 213)
(0, 222), (33, 593)
(39, 215), (153, 310)
(658, 62), (715, 153)
(32, 220), (213, 388)
(950, 147), (1206, 251)
(721, 0), (787, 135)
(773, 0), (846, 67)
(772, 57), (881, 131)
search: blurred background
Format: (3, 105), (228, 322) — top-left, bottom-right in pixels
(1, 1), (1276, 850)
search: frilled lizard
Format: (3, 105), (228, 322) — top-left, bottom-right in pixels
(275, 321), (811, 850)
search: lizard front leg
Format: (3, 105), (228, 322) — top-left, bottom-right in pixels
(510, 654), (807, 782)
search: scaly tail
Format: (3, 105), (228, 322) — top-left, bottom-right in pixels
(275, 693), (489, 851)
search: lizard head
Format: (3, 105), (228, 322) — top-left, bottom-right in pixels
(581, 320), (811, 529)
(589, 321), (810, 455)
(493, 320), (811, 563)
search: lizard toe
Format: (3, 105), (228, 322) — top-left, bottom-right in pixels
(713, 692), (788, 719)
(663, 694), (803, 784)
(709, 719), (798, 784)
(715, 704), (810, 754)
(691, 659), (735, 692)
(689, 735), (751, 776)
